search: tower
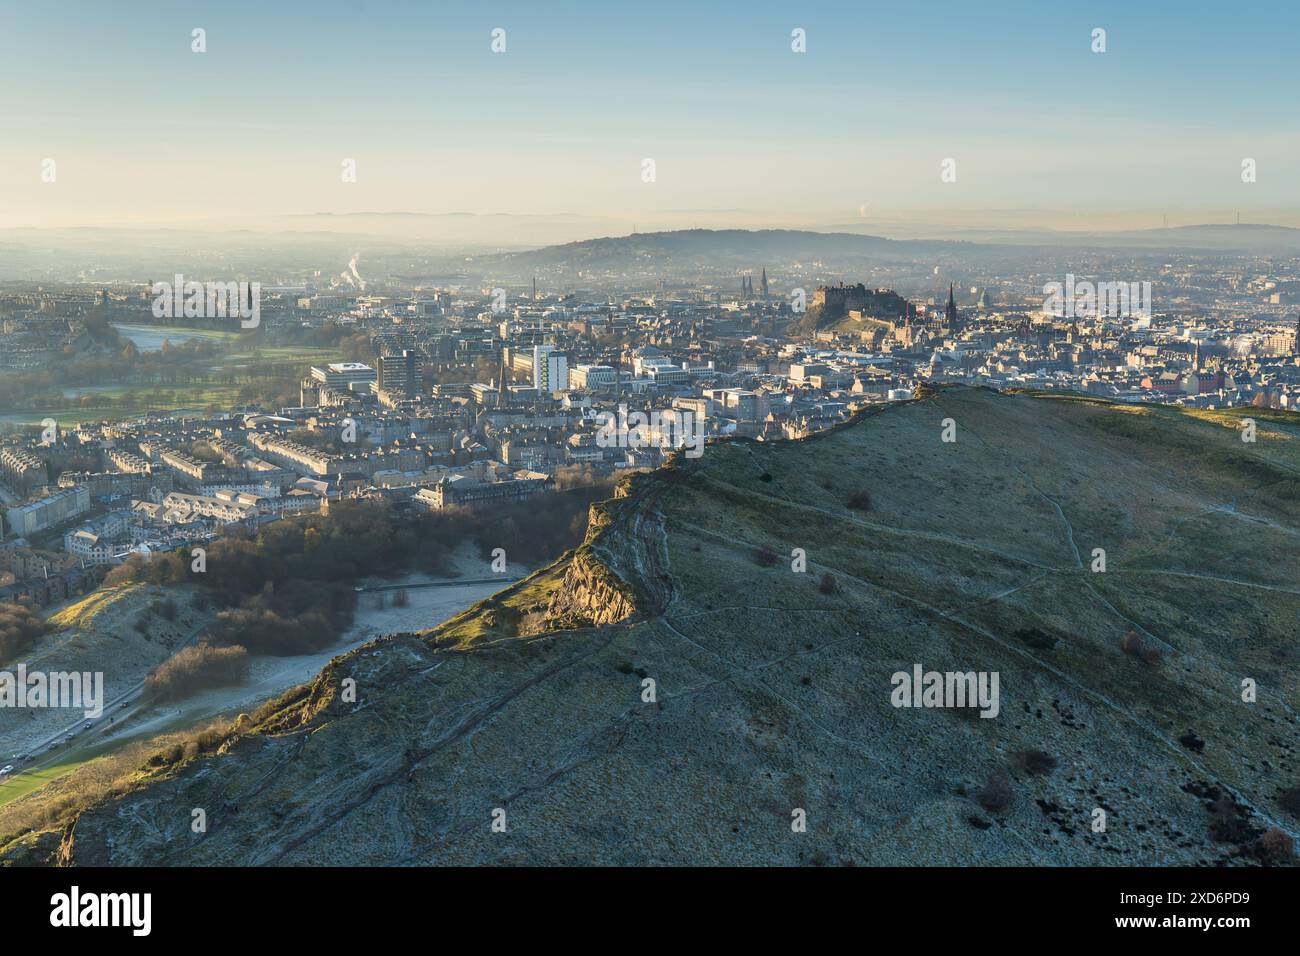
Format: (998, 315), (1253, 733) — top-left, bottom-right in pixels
(945, 283), (959, 330)
(761, 267), (769, 299)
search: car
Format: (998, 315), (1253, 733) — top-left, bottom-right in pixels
(0, 765), (14, 776)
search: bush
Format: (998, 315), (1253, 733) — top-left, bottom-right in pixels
(1122, 630), (1161, 664)
(209, 607), (336, 656)
(817, 573), (837, 595)
(1010, 748), (1058, 776)
(975, 773), (1013, 814)
(0, 601), (50, 663)
(1258, 827), (1295, 862)
(1207, 795), (1252, 844)
(1014, 628), (1056, 651)
(1278, 786), (1300, 819)
(752, 546), (779, 567)
(846, 490), (872, 511)
(145, 644), (250, 701)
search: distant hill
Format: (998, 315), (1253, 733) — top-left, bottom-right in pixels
(466, 228), (969, 282)
(837, 222), (1300, 253)
(12, 387), (1300, 866)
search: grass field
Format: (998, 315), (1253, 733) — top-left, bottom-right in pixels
(47, 583), (145, 632)
(0, 758), (88, 807)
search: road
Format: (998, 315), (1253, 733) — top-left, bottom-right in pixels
(3, 576), (521, 794)
(2, 618), (211, 787)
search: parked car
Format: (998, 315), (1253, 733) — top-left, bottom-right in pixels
(0, 765), (14, 776)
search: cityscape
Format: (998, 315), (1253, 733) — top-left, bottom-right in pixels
(1, 0), (1298, 933)
(4, 248), (1300, 595)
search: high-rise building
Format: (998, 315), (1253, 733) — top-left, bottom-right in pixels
(377, 350), (422, 399)
(532, 345), (568, 396)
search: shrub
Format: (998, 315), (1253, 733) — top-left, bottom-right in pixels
(846, 490), (872, 511)
(1014, 627), (1057, 651)
(145, 643), (250, 701)
(1121, 630), (1144, 655)
(752, 546), (779, 567)
(1207, 795), (1252, 844)
(150, 598), (178, 622)
(1258, 828), (1296, 862)
(0, 601), (51, 663)
(817, 573), (837, 595)
(975, 773), (1013, 814)
(1278, 786), (1300, 819)
(1010, 749), (1058, 776)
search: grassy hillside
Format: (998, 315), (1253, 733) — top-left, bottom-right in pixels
(6, 386), (1299, 866)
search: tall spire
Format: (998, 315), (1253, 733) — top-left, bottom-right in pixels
(945, 283), (959, 330)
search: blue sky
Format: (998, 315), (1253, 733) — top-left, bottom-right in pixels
(2, 0), (1297, 229)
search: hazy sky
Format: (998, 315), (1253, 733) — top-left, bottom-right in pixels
(3, 0), (1299, 232)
